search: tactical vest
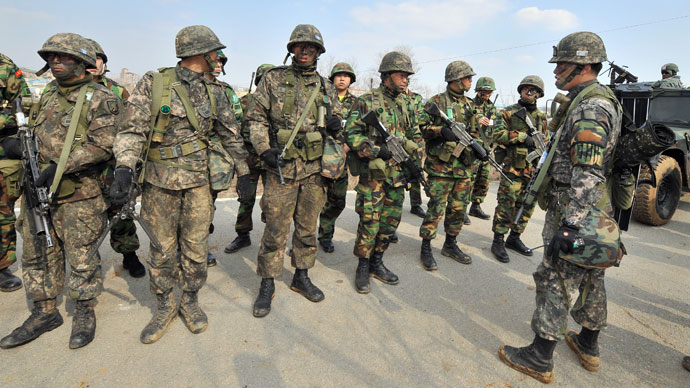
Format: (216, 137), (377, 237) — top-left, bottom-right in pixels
(427, 93), (476, 166)
(505, 105), (545, 170)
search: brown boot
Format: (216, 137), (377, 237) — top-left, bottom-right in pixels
(140, 290), (177, 344)
(565, 328), (600, 371)
(179, 291), (208, 334)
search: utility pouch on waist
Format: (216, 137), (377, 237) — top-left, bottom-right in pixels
(611, 171), (636, 211)
(368, 158), (388, 180)
(439, 141), (457, 162)
(304, 131), (324, 161)
(512, 147), (528, 169)
(494, 146), (506, 165)
(347, 151), (362, 177)
(277, 129), (300, 160)
(0, 159), (21, 199)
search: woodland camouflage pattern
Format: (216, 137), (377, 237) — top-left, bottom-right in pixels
(470, 94), (501, 204)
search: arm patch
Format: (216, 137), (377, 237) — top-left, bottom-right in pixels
(570, 119), (608, 167)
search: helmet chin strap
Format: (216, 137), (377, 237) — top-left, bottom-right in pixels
(203, 53), (222, 75)
(557, 64), (584, 89)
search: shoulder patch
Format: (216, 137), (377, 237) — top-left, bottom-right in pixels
(106, 100), (119, 115)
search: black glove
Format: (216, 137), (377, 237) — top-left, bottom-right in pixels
(36, 162), (57, 188)
(440, 126), (458, 142)
(377, 144), (392, 161)
(547, 224), (580, 259)
(523, 135), (535, 149)
(236, 174), (253, 202)
(325, 115), (342, 137)
(0, 137), (22, 159)
(110, 167), (133, 206)
(260, 148), (284, 169)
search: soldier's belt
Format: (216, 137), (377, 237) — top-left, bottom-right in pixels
(148, 139), (208, 160)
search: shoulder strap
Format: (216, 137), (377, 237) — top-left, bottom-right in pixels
(282, 69), (296, 117)
(281, 84), (320, 158)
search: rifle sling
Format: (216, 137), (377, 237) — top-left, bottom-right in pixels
(281, 83), (320, 158)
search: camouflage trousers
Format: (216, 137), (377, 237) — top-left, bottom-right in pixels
(408, 181), (422, 207)
(140, 183), (212, 294)
(318, 173), (349, 242)
(470, 160), (490, 204)
(234, 164), (265, 234)
(18, 195), (107, 301)
(531, 196), (607, 341)
(0, 172), (18, 270)
(257, 172), (326, 278)
(353, 178), (404, 259)
(419, 176), (473, 240)
(492, 172), (535, 235)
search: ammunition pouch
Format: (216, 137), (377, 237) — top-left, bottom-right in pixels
(148, 139), (208, 160)
(437, 141), (457, 162)
(346, 151), (362, 177)
(610, 169), (636, 211)
(493, 146), (506, 165)
(0, 159), (21, 199)
(510, 146), (528, 169)
(276, 129), (324, 161)
(368, 158), (388, 180)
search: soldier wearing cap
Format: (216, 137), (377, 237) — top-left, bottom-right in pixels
(247, 24), (342, 317)
(110, 25), (250, 343)
(0, 33), (122, 349)
(653, 63), (683, 88)
(498, 31), (623, 384)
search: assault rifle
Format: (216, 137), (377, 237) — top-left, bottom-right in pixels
(425, 102), (513, 184)
(361, 110), (430, 195)
(513, 107), (546, 164)
(16, 98), (54, 248)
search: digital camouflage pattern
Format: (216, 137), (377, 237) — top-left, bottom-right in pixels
(378, 51), (415, 74)
(444, 60), (475, 82)
(175, 25), (225, 59)
(38, 33), (97, 69)
(419, 176), (473, 240)
(287, 24), (325, 53)
(548, 31), (607, 65)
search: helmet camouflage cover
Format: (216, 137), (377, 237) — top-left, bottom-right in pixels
(518, 75), (544, 97)
(475, 76), (496, 91)
(87, 38), (107, 63)
(330, 62), (356, 83)
(255, 64), (275, 86)
(661, 63), (679, 75)
(445, 60), (475, 82)
(378, 51), (414, 74)
(38, 33), (98, 69)
(175, 25), (226, 59)
(287, 24), (325, 54)
(549, 31), (607, 64)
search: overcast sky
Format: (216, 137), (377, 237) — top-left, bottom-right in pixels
(2, 0), (689, 106)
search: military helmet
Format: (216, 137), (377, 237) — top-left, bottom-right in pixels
(286, 24), (325, 54)
(445, 61), (475, 82)
(255, 64), (274, 86)
(475, 76), (496, 91)
(175, 25), (226, 59)
(378, 51), (415, 74)
(661, 63), (679, 75)
(330, 62), (356, 83)
(549, 31), (607, 64)
(87, 39), (107, 63)
(38, 33), (97, 69)
(518, 75), (545, 97)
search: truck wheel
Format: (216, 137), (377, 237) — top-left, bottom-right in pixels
(632, 155), (682, 226)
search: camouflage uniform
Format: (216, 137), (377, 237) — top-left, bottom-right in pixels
(404, 90), (424, 209)
(470, 95), (499, 204)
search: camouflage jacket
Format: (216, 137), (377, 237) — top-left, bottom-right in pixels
(220, 81), (243, 122)
(493, 102), (547, 177)
(652, 75), (683, 88)
(473, 96), (502, 149)
(345, 85), (423, 187)
(0, 53), (31, 134)
(420, 88), (483, 179)
(95, 75), (130, 102)
(114, 64), (248, 190)
(548, 80), (622, 226)
(247, 64), (342, 181)
(340, 90), (361, 122)
(33, 74), (121, 203)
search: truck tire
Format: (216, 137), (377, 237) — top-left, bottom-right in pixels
(632, 155), (682, 226)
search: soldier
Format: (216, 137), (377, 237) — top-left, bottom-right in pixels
(248, 24), (342, 317)
(490, 76), (548, 263)
(224, 63), (274, 255)
(405, 89), (427, 219)
(418, 61), (489, 271)
(86, 39), (145, 278)
(498, 31), (622, 384)
(467, 76), (499, 221)
(0, 53), (30, 292)
(0, 33), (121, 349)
(110, 25), (251, 343)
(346, 51), (423, 292)
(317, 62), (359, 253)
(653, 63), (683, 88)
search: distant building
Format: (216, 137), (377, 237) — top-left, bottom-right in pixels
(118, 68), (140, 91)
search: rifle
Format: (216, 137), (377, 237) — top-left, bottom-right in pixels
(247, 71), (255, 95)
(269, 124), (285, 185)
(16, 98), (54, 248)
(607, 61), (638, 85)
(361, 110), (430, 195)
(513, 107), (546, 164)
(425, 102), (513, 184)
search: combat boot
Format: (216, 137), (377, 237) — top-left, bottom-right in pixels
(123, 251), (146, 278)
(468, 202), (491, 219)
(410, 205), (426, 218)
(683, 356), (690, 372)
(224, 232), (251, 253)
(441, 235), (472, 264)
(420, 238), (438, 271)
(319, 239), (334, 253)
(0, 267), (22, 292)
(491, 233), (510, 263)
(179, 291), (208, 334)
(206, 251), (217, 267)
(389, 232), (399, 244)
(290, 269), (325, 302)
(369, 252), (399, 285)
(498, 335), (557, 384)
(505, 231), (533, 256)
(140, 289), (177, 344)
(253, 278), (275, 318)
(565, 327), (600, 371)
(355, 258), (370, 294)
(464, 213), (471, 225)
(0, 299), (63, 349)
(69, 299), (96, 349)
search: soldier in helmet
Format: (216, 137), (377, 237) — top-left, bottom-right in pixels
(0, 33), (122, 349)
(345, 51), (423, 292)
(317, 62), (359, 253)
(489, 76), (548, 263)
(85, 39), (145, 278)
(404, 88), (428, 220)
(417, 60), (490, 271)
(498, 31), (623, 384)
(224, 63), (274, 256)
(109, 25), (250, 343)
(653, 63), (683, 88)
(467, 76), (500, 222)
(247, 24), (342, 317)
